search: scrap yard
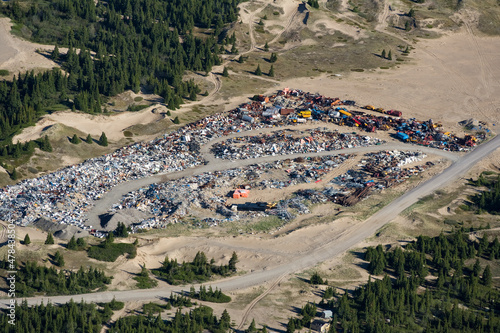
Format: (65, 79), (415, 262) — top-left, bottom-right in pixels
(0, 89), (490, 237)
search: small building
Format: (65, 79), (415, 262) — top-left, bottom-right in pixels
(321, 310), (333, 319)
(311, 319), (330, 333)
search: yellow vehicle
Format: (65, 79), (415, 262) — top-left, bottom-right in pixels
(299, 111), (311, 118)
(364, 105), (375, 110)
(375, 107), (385, 113)
(338, 109), (352, 117)
(266, 202), (277, 209)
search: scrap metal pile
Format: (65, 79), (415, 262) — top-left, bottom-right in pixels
(210, 128), (382, 160)
(327, 150), (428, 206)
(231, 88), (485, 151)
(113, 155), (349, 229)
(0, 87), (479, 234)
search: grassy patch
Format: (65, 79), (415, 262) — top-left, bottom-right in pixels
(123, 130), (133, 137)
(0, 70), (9, 76)
(127, 104), (149, 112)
(87, 242), (137, 262)
(248, 216), (285, 232)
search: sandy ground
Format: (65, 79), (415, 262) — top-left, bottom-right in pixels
(12, 104), (166, 142)
(0, 18), (59, 74)
(271, 31), (500, 134)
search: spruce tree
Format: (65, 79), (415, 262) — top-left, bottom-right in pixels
(270, 53), (278, 63)
(246, 319), (257, 332)
(70, 134), (81, 144)
(173, 116), (180, 124)
(237, 55), (244, 63)
(10, 168), (18, 181)
(98, 132), (108, 146)
(189, 89), (197, 101)
(45, 232), (55, 245)
(222, 67), (229, 77)
(268, 65), (275, 77)
(231, 42), (238, 54)
(23, 234), (31, 245)
(388, 50), (392, 60)
(51, 45), (60, 60)
(67, 236), (77, 250)
(54, 250), (65, 266)
(254, 65), (262, 76)
(381, 49), (386, 59)
(86, 134), (93, 144)
(482, 265), (492, 287)
(264, 41), (269, 52)
(229, 251), (238, 271)
(76, 237), (86, 248)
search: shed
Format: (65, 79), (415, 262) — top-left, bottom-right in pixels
(321, 310), (333, 319)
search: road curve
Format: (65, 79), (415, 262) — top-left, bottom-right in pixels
(3, 134), (498, 308)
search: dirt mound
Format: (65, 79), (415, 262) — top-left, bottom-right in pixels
(100, 208), (151, 231)
(32, 218), (89, 240)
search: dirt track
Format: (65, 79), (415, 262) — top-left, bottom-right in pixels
(4, 134), (498, 308)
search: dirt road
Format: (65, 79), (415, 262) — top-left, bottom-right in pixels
(5, 135), (498, 308)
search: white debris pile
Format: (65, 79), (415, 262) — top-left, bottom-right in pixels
(211, 129), (383, 160)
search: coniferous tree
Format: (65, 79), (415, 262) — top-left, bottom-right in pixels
(264, 41), (269, 52)
(70, 134), (81, 144)
(254, 65), (262, 76)
(268, 65), (275, 77)
(86, 134), (93, 144)
(10, 168), (18, 180)
(246, 319), (257, 332)
(231, 42), (238, 54)
(76, 237), (86, 248)
(173, 116), (180, 124)
(41, 135), (52, 152)
(381, 49), (386, 59)
(229, 251), (238, 272)
(51, 44), (60, 61)
(269, 53), (278, 63)
(45, 232), (54, 245)
(114, 222), (129, 238)
(222, 67), (229, 77)
(53, 250), (65, 266)
(388, 50), (392, 60)
(67, 236), (77, 250)
(482, 264), (492, 287)
(23, 234), (31, 245)
(98, 132), (108, 146)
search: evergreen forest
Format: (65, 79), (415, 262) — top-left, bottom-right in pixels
(0, 0), (241, 157)
(287, 229), (500, 332)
